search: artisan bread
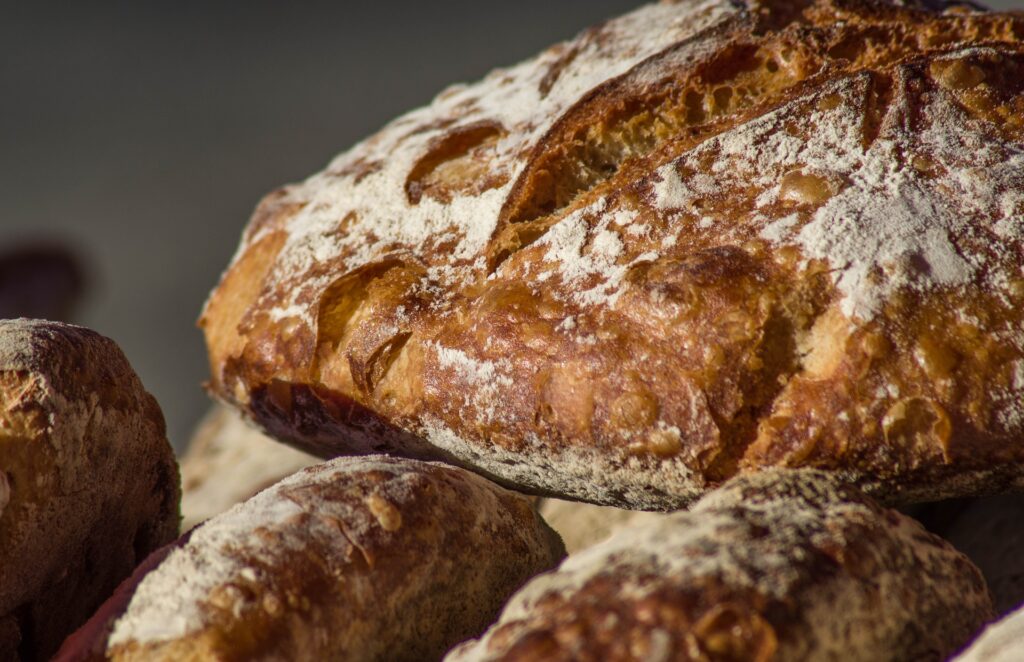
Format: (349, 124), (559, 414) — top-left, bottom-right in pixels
(448, 468), (993, 661)
(955, 604), (1024, 662)
(180, 404), (317, 530)
(202, 0), (1024, 509)
(0, 244), (84, 321)
(57, 455), (565, 661)
(0, 319), (179, 660)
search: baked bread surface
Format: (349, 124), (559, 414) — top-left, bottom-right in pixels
(62, 455), (565, 661)
(203, 0), (1024, 508)
(0, 319), (180, 660)
(447, 469), (994, 662)
(180, 404), (317, 530)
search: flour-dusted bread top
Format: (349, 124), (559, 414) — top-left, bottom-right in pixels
(0, 319), (180, 660)
(447, 469), (993, 662)
(61, 455), (565, 661)
(203, 0), (1024, 508)
(916, 493), (1024, 616)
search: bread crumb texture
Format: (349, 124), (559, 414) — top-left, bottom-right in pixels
(203, 0), (1024, 508)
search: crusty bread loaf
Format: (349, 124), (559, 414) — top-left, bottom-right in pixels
(56, 455), (565, 661)
(955, 604), (1024, 662)
(916, 494), (1024, 616)
(180, 404), (317, 530)
(0, 319), (180, 661)
(537, 498), (670, 554)
(201, 0), (1024, 509)
(447, 469), (993, 662)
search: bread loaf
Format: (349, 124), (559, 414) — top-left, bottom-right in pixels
(201, 0), (1024, 509)
(56, 455), (565, 661)
(180, 404), (317, 530)
(0, 319), (180, 660)
(447, 469), (992, 661)
(955, 604), (1024, 662)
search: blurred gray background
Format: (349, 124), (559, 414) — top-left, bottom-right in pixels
(1, 1), (1020, 451)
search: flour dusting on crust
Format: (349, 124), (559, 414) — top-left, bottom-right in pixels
(248, 0), (739, 325)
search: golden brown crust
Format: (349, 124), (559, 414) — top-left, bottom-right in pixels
(916, 494), (1024, 616)
(0, 319), (180, 660)
(203, 0), (1024, 508)
(66, 456), (565, 662)
(447, 469), (994, 662)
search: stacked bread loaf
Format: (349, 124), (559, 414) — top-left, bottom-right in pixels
(202, 0), (1024, 511)
(450, 470), (993, 661)
(8, 0), (1024, 659)
(0, 320), (179, 660)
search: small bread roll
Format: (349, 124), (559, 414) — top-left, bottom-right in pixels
(180, 405), (317, 530)
(57, 456), (565, 661)
(448, 469), (992, 662)
(0, 319), (180, 660)
(955, 605), (1024, 662)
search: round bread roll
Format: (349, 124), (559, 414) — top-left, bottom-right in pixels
(447, 468), (993, 662)
(201, 0), (1024, 509)
(56, 455), (565, 661)
(0, 319), (180, 660)
(180, 404), (317, 531)
(955, 604), (1024, 662)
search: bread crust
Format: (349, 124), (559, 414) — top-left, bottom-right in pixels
(0, 319), (180, 660)
(448, 469), (994, 662)
(180, 405), (317, 531)
(202, 0), (1024, 508)
(916, 494), (1024, 616)
(60, 456), (565, 661)
(537, 498), (671, 554)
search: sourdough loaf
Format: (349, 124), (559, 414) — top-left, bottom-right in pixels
(202, 0), (1024, 508)
(57, 455), (565, 661)
(180, 404), (317, 530)
(448, 469), (993, 661)
(0, 319), (180, 660)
